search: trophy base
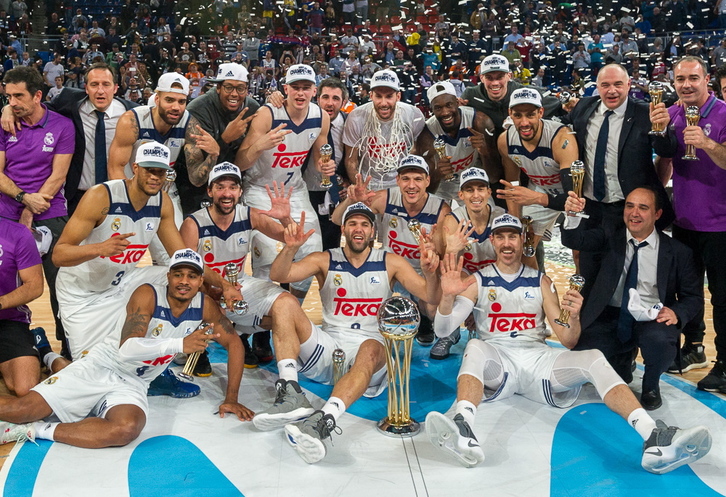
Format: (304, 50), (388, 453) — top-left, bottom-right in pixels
(177, 372), (195, 381)
(554, 319), (571, 328)
(377, 417), (420, 438)
(566, 211), (590, 219)
(648, 130), (666, 136)
(682, 156), (699, 161)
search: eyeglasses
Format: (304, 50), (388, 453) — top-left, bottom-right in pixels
(221, 83), (248, 94)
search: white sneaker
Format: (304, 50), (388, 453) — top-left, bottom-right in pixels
(0, 421), (35, 445)
(426, 412), (485, 467)
(641, 420), (712, 474)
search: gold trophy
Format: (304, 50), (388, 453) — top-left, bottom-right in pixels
(554, 275), (586, 328)
(219, 263), (249, 315)
(682, 106), (701, 161)
(567, 160), (589, 219)
(407, 219), (423, 245)
(521, 216), (535, 257)
(179, 322), (212, 380)
(332, 349), (346, 384)
(377, 297), (420, 437)
(648, 81), (666, 136)
(434, 137), (456, 182)
(319, 144), (333, 189)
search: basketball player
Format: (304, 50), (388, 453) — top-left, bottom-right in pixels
(332, 155), (450, 345)
(52, 143), (241, 375)
(429, 167), (505, 360)
(496, 88), (578, 269)
(343, 69), (425, 190)
(0, 249), (252, 449)
(180, 163), (316, 370)
(106, 73), (191, 264)
(414, 80), (498, 201)
(425, 214), (712, 475)
(235, 64), (335, 305)
(253, 202), (439, 464)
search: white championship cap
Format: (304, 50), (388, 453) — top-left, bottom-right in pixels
(480, 54), (510, 74)
(397, 154), (429, 175)
(459, 167), (490, 189)
(370, 69), (400, 91)
(509, 87), (543, 108)
(169, 249), (204, 274)
(285, 64), (317, 84)
(427, 81), (457, 104)
(208, 161), (242, 185)
(135, 142), (172, 171)
(156, 72), (190, 95)
(491, 213), (523, 233)
(343, 202), (376, 224)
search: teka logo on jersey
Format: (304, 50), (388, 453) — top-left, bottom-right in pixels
(332, 288), (382, 316)
(387, 231), (420, 260)
(526, 172), (561, 187)
(271, 143), (309, 169)
(451, 153), (475, 172)
(142, 354), (175, 367)
(102, 235), (149, 264)
(487, 302), (537, 333)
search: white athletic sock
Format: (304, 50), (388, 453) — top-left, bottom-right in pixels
(43, 352), (62, 372)
(277, 359), (299, 383)
(33, 421), (58, 441)
(321, 397), (347, 422)
(455, 400), (477, 427)
(628, 408), (657, 440)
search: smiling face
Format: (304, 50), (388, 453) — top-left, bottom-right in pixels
(167, 266), (203, 303)
(490, 229), (523, 265)
(509, 103), (544, 142)
(396, 169), (430, 206)
(216, 79), (248, 112)
(623, 188), (661, 240)
(596, 64), (630, 110)
(371, 86), (400, 121)
(156, 90), (187, 126)
(458, 181), (491, 214)
(208, 178), (242, 216)
(480, 71), (511, 102)
(342, 215), (374, 253)
(431, 94), (461, 134)
(674, 59), (710, 108)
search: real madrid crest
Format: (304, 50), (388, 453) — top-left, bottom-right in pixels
(513, 156), (523, 168)
(488, 288), (497, 301)
(333, 274), (343, 286)
(44, 376), (58, 385)
(389, 217), (398, 228)
(254, 247), (261, 258)
(203, 239), (212, 252)
(111, 217), (121, 231)
(152, 324), (163, 337)
(465, 242), (472, 251)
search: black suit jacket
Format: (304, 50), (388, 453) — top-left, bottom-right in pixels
(48, 88), (137, 203)
(561, 224), (702, 331)
(564, 96), (674, 227)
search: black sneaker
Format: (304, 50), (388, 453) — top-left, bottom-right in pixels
(241, 334), (259, 369)
(697, 360), (726, 393)
(416, 315), (435, 346)
(253, 331), (274, 363)
(192, 350), (213, 377)
(667, 344), (708, 373)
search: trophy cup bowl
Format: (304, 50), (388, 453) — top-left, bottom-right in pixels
(554, 275), (586, 328)
(319, 143), (333, 189)
(682, 106), (701, 161)
(648, 82), (665, 136)
(377, 296), (420, 437)
(220, 263), (248, 315)
(567, 160), (589, 219)
(407, 218), (423, 245)
(434, 138), (456, 182)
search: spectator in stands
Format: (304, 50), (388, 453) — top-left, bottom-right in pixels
(42, 53), (64, 88)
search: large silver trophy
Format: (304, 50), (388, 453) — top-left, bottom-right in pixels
(180, 322), (212, 380)
(554, 275), (586, 328)
(319, 144), (334, 189)
(219, 263), (249, 315)
(377, 297), (420, 437)
(683, 106), (701, 161)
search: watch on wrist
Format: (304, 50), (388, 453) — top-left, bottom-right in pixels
(14, 191), (26, 204)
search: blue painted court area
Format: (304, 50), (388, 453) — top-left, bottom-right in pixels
(2, 337), (724, 496)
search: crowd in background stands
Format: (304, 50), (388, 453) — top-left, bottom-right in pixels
(0, 0), (724, 109)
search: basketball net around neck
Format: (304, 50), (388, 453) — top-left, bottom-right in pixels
(352, 104), (412, 175)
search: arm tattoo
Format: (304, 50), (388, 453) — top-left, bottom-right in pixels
(185, 115), (218, 186)
(120, 307), (150, 342)
(101, 207), (109, 216)
(129, 116), (139, 141)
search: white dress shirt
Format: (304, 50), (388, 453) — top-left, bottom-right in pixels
(78, 98), (126, 191)
(610, 228), (660, 308)
(583, 99), (627, 203)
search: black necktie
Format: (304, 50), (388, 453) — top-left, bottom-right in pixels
(94, 110), (107, 184)
(593, 109), (614, 202)
(617, 239), (649, 343)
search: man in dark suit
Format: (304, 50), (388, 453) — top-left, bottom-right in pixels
(561, 187), (702, 410)
(562, 63), (674, 300)
(49, 62), (137, 214)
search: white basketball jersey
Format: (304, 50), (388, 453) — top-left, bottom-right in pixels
(244, 103), (323, 191)
(57, 180), (162, 295)
(123, 106), (190, 177)
(320, 248), (391, 340)
(426, 106), (482, 200)
(474, 264), (547, 342)
(506, 119), (565, 196)
(89, 284), (204, 385)
(450, 204), (505, 274)
(380, 188), (446, 273)
(189, 204), (252, 278)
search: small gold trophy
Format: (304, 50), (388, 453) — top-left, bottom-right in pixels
(407, 219), (423, 245)
(521, 216), (535, 257)
(319, 144), (333, 189)
(554, 275), (586, 328)
(567, 160), (589, 219)
(377, 297), (420, 437)
(179, 322), (212, 380)
(332, 349), (346, 384)
(434, 137), (456, 182)
(648, 81), (665, 136)
(682, 106), (701, 161)
(219, 263), (249, 315)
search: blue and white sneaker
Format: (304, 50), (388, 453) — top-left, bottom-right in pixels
(148, 368), (200, 398)
(31, 327), (50, 351)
